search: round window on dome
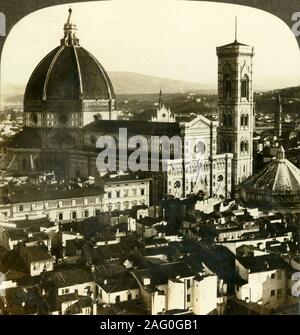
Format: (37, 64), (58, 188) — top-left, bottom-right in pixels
(58, 113), (68, 125)
(30, 113), (38, 125)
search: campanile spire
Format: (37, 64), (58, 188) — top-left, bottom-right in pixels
(234, 16), (238, 42)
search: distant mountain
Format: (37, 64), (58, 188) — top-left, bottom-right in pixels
(255, 85), (300, 116)
(1, 71), (216, 104)
(109, 71), (216, 95)
(256, 85), (300, 99)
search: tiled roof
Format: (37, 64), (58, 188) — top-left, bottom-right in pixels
(20, 245), (52, 263)
(83, 120), (181, 136)
(242, 146), (300, 193)
(0, 183), (103, 204)
(25, 45), (115, 102)
(237, 254), (290, 273)
(8, 127), (41, 149)
(5, 228), (28, 241)
(133, 261), (197, 287)
(95, 269), (138, 293)
(48, 267), (93, 288)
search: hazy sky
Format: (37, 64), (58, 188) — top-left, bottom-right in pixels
(1, 0), (300, 92)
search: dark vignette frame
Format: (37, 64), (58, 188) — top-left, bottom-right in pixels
(0, 0), (300, 54)
(0, 0), (299, 102)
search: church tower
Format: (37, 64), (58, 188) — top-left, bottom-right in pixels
(216, 20), (254, 187)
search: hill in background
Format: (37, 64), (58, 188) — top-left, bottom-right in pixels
(1, 71), (216, 105)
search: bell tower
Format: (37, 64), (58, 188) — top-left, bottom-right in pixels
(217, 19), (254, 187)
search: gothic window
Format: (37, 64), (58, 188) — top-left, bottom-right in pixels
(241, 115), (244, 127)
(227, 114), (233, 127)
(58, 113), (68, 125)
(245, 141), (249, 152)
(223, 114), (227, 127)
(240, 141), (244, 153)
(90, 135), (96, 145)
(35, 158), (40, 170)
(241, 75), (249, 99)
(30, 113), (38, 125)
(245, 115), (249, 127)
(22, 158), (27, 170)
(223, 74), (232, 100)
(240, 141), (249, 153)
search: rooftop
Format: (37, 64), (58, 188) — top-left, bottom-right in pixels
(133, 261), (197, 287)
(0, 182), (103, 204)
(20, 245), (52, 263)
(237, 254), (290, 273)
(48, 267), (94, 288)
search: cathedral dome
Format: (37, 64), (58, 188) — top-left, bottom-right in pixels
(240, 146), (300, 208)
(24, 9), (115, 111)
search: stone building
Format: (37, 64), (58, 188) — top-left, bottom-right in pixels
(217, 37), (255, 187)
(239, 146), (300, 221)
(1, 9), (245, 200)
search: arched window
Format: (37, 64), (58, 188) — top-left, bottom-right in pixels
(245, 141), (249, 152)
(240, 141), (244, 153)
(245, 115), (249, 127)
(58, 113), (68, 125)
(241, 115), (244, 127)
(223, 114), (227, 127)
(90, 135), (96, 145)
(30, 113), (38, 125)
(228, 114), (233, 127)
(241, 75), (249, 99)
(22, 158), (27, 170)
(223, 74), (232, 100)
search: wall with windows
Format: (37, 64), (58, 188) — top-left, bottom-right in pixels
(103, 180), (150, 212)
(97, 285), (140, 304)
(235, 263), (287, 309)
(5, 194), (103, 222)
(29, 258), (54, 276)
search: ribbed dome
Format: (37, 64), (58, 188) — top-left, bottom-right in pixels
(24, 46), (114, 102)
(240, 146), (300, 210)
(24, 9), (115, 105)
(242, 146), (300, 193)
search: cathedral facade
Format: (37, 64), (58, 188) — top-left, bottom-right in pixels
(2, 10), (256, 201)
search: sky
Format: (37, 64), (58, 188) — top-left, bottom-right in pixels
(1, 0), (300, 92)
